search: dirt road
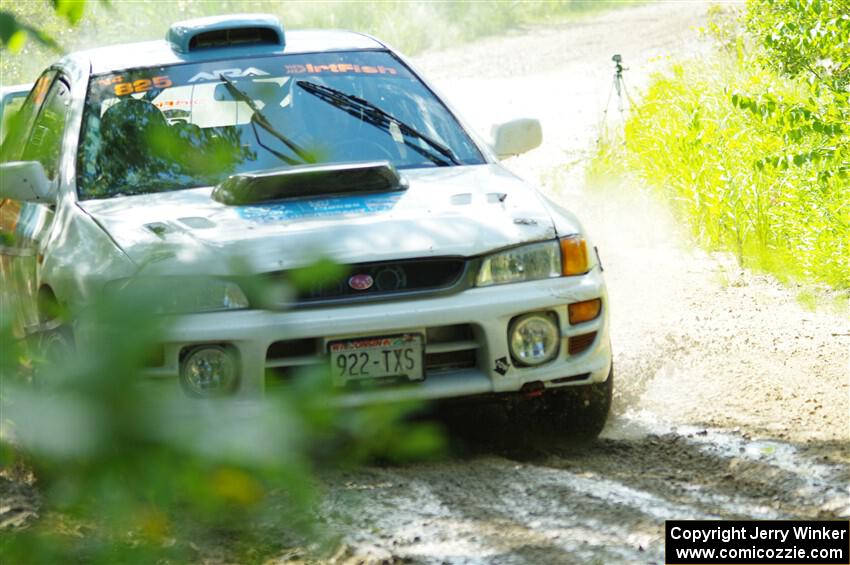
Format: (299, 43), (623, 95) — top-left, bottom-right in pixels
(314, 3), (850, 563)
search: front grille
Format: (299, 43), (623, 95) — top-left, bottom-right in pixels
(266, 338), (316, 360)
(424, 323), (477, 372)
(293, 258), (467, 304)
(424, 349), (477, 371)
(264, 338), (323, 390)
(264, 323), (479, 389)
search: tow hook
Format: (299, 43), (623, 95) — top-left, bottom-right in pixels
(520, 381), (545, 398)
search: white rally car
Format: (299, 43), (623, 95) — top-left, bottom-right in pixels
(0, 14), (612, 436)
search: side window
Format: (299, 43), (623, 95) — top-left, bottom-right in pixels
(0, 71), (56, 162)
(22, 76), (71, 180)
(0, 91), (29, 145)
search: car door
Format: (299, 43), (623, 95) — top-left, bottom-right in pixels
(0, 71), (71, 333)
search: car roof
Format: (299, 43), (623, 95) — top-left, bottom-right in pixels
(61, 29), (388, 76)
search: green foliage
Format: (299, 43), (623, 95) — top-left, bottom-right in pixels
(288, 256), (349, 292)
(0, 0), (92, 53)
(0, 11), (59, 53)
(51, 0), (88, 26)
(592, 3), (849, 289)
(0, 270), (444, 562)
(744, 0), (850, 94)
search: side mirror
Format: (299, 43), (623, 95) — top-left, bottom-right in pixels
(489, 118), (542, 159)
(0, 161), (56, 203)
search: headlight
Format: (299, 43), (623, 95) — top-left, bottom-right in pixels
(166, 278), (250, 313)
(475, 236), (591, 287)
(106, 277), (250, 313)
(475, 240), (561, 287)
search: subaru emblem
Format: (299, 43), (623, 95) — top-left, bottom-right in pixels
(348, 274), (374, 291)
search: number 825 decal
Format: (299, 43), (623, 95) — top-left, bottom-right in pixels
(113, 76), (172, 96)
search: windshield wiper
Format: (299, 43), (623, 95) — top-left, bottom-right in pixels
(296, 80), (461, 167)
(219, 74), (313, 165)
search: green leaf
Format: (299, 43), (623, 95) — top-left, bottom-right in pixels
(0, 11), (20, 46)
(0, 11), (62, 53)
(53, 0), (87, 25)
(6, 29), (25, 52)
(288, 257), (349, 291)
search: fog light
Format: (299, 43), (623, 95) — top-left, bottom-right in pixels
(568, 298), (602, 325)
(180, 345), (238, 396)
(509, 312), (560, 366)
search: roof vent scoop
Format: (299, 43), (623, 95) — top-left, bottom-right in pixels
(167, 14), (285, 54)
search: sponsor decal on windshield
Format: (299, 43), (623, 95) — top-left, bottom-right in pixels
(284, 63), (398, 75)
(154, 99), (203, 108)
(113, 76), (173, 96)
(188, 67), (270, 83)
(98, 74), (174, 96)
(88, 54), (411, 102)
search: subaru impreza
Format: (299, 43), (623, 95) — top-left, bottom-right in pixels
(0, 14), (612, 437)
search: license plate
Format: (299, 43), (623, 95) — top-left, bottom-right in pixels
(327, 333), (424, 385)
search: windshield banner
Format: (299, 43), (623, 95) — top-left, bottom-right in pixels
(89, 52), (412, 101)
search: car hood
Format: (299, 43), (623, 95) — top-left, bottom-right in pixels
(78, 164), (576, 275)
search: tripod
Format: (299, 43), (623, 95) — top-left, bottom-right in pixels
(603, 54), (634, 119)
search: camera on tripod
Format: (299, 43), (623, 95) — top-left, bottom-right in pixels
(603, 53), (631, 117)
(612, 54), (624, 75)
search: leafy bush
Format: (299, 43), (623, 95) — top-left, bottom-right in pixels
(744, 0), (849, 94)
(592, 1), (849, 288)
(0, 270), (444, 562)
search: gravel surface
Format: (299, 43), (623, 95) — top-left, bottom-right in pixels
(310, 2), (850, 563)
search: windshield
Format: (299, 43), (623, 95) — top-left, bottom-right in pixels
(77, 50), (485, 200)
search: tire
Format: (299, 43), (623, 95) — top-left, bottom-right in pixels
(30, 324), (74, 390)
(537, 365), (613, 440)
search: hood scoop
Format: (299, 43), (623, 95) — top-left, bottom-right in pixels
(211, 161), (406, 205)
(178, 216), (216, 229)
(145, 222), (173, 237)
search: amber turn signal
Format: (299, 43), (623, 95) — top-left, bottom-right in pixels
(560, 236), (589, 276)
(568, 298), (602, 325)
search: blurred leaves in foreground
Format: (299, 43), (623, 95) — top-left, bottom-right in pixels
(0, 0), (95, 53)
(0, 269), (444, 563)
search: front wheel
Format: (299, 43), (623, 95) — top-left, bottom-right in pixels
(30, 324), (74, 390)
(536, 366), (613, 440)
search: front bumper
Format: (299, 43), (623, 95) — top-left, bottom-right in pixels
(143, 267), (612, 406)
